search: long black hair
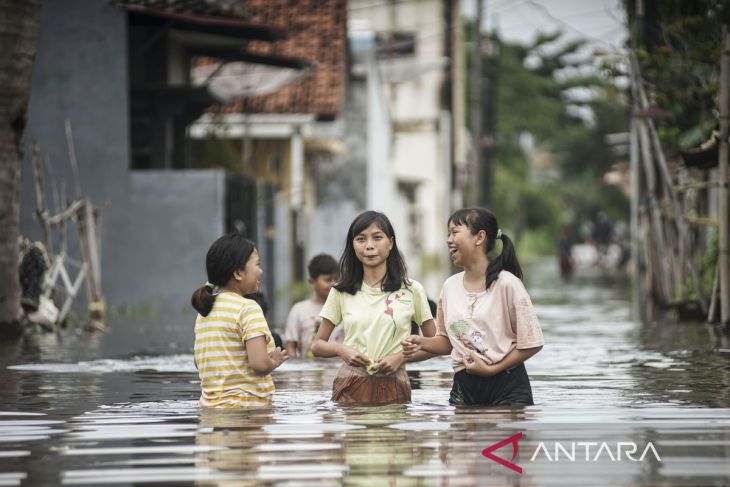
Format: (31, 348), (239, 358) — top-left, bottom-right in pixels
(335, 211), (410, 294)
(448, 207), (522, 290)
(191, 233), (257, 316)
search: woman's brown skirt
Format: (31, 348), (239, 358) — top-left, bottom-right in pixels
(331, 364), (411, 404)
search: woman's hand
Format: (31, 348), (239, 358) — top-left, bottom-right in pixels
(374, 352), (405, 375)
(401, 335), (422, 358)
(337, 345), (371, 367)
(462, 350), (497, 376)
(270, 347), (290, 369)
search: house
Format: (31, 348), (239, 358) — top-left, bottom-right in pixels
(21, 0), (465, 342)
(20, 0), (345, 335)
(191, 0), (468, 309)
(342, 0), (468, 297)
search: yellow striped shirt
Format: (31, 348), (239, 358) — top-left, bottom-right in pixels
(194, 292), (275, 408)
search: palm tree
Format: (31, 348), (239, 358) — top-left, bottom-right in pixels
(0, 0), (40, 339)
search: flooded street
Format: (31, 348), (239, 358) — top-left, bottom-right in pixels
(2, 259), (730, 486)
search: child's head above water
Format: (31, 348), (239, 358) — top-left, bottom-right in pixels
(307, 254), (338, 302)
(191, 233), (260, 316)
(336, 211), (410, 295)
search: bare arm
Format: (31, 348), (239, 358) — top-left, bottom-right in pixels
(246, 335), (289, 375)
(402, 319), (453, 358)
(403, 320), (444, 362)
(463, 345), (542, 376)
(284, 341), (298, 358)
(310, 318), (371, 366)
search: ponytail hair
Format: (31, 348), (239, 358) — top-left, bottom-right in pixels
(191, 284), (216, 318)
(487, 232), (522, 289)
(448, 207), (523, 290)
(191, 233), (256, 316)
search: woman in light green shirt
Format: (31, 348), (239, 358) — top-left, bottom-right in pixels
(311, 211), (437, 404)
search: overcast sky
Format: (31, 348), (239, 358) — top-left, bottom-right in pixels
(462, 0), (628, 52)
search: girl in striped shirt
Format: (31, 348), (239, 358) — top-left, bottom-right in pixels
(191, 233), (288, 408)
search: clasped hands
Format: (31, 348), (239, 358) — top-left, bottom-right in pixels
(336, 345), (404, 375)
(400, 334), (498, 376)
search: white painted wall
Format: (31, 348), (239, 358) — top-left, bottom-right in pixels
(349, 0), (453, 298)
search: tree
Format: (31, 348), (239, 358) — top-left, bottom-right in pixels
(625, 0), (730, 154)
(0, 0), (40, 339)
(474, 29), (628, 253)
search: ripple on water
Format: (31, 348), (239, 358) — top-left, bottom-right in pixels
(387, 421), (452, 431)
(0, 472), (27, 487)
(7, 355), (197, 374)
(263, 423), (365, 435)
(2, 258), (730, 487)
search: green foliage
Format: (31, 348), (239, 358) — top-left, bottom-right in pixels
(517, 228), (558, 262)
(627, 0), (730, 156)
(683, 229), (719, 301)
(279, 280), (312, 304)
(188, 135), (242, 172)
(466, 23), (630, 253)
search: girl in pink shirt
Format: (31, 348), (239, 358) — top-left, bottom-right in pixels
(402, 207), (544, 406)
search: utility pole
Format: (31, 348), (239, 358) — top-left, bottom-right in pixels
(480, 36), (495, 209)
(470, 0), (484, 207)
(629, 117), (641, 321)
(719, 25), (729, 324)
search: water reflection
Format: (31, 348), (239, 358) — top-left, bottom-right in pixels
(0, 259), (729, 485)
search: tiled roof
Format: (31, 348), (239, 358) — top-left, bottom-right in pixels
(113, 0), (251, 19)
(219, 0), (347, 119)
(116, 0), (347, 118)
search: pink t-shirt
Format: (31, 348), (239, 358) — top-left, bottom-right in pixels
(436, 270), (544, 372)
(284, 298), (344, 358)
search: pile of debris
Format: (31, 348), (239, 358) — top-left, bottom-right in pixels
(21, 122), (105, 333)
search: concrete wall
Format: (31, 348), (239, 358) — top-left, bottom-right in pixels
(307, 44), (370, 272)
(344, 0), (453, 297)
(21, 0), (225, 334)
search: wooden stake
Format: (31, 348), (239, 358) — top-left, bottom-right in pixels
(708, 260), (720, 323)
(639, 90), (709, 312)
(31, 143), (52, 254)
(65, 119), (82, 198)
(638, 121), (673, 302)
(719, 26), (730, 324)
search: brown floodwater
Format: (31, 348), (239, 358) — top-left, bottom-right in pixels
(1, 259), (729, 486)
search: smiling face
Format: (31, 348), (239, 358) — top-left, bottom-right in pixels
(233, 249), (262, 295)
(353, 222), (393, 270)
(447, 221), (486, 268)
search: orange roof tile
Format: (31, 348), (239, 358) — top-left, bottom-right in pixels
(219, 0), (347, 119)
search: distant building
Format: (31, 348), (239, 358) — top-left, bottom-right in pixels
(344, 0), (468, 297)
(21, 0), (466, 333)
(20, 0), (342, 329)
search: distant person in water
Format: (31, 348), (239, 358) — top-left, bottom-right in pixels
(284, 254), (344, 358)
(557, 227), (574, 280)
(311, 211), (437, 404)
(191, 233), (288, 408)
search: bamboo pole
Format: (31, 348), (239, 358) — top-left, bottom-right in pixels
(31, 143), (53, 254)
(470, 0), (484, 207)
(630, 117), (641, 319)
(634, 73), (709, 311)
(719, 26), (730, 324)
(64, 119), (82, 198)
(708, 260), (720, 322)
(637, 121), (673, 301)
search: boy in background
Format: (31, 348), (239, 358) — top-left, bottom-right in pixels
(284, 254), (343, 357)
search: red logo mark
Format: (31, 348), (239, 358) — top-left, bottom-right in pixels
(481, 432), (523, 474)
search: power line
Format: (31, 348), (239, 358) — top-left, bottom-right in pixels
(521, 0), (623, 48)
(347, 0), (413, 11)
